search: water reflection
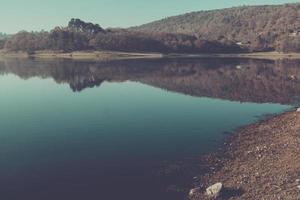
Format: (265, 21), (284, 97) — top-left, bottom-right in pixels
(0, 57), (299, 200)
(0, 58), (299, 104)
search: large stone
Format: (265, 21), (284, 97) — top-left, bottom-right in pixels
(189, 187), (201, 196)
(206, 183), (223, 198)
(297, 108), (300, 112)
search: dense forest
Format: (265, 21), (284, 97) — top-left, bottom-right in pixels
(132, 3), (300, 52)
(1, 18), (243, 54)
(1, 3), (299, 54)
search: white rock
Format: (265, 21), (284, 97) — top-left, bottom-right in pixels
(297, 108), (300, 112)
(206, 183), (223, 198)
(189, 187), (201, 196)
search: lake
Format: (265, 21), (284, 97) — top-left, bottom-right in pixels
(0, 58), (299, 200)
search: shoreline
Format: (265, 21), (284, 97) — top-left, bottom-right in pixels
(0, 50), (164, 61)
(190, 109), (300, 199)
(165, 52), (300, 60)
(0, 50), (300, 61)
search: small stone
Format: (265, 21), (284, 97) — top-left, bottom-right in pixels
(206, 183), (223, 198)
(189, 187), (201, 196)
(297, 108), (300, 112)
(297, 185), (300, 190)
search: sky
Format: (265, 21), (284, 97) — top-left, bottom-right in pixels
(0, 0), (297, 33)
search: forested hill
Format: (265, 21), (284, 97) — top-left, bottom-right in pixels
(1, 4), (299, 54)
(131, 3), (300, 52)
(0, 19), (245, 54)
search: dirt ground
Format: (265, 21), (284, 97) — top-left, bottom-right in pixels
(191, 110), (300, 200)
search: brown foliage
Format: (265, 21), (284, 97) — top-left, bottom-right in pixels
(132, 3), (300, 52)
(7, 4), (299, 55)
(276, 35), (300, 52)
(4, 27), (243, 54)
(89, 31), (243, 53)
(4, 31), (50, 53)
(0, 39), (5, 49)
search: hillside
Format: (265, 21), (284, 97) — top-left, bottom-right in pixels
(131, 3), (300, 52)
(1, 4), (299, 54)
(1, 19), (243, 54)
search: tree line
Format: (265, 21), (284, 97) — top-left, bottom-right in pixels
(1, 18), (298, 54)
(0, 18), (244, 54)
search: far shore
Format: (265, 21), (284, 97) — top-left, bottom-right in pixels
(0, 50), (300, 61)
(166, 51), (300, 60)
(0, 50), (164, 61)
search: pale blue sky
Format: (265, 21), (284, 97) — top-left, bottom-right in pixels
(0, 0), (296, 33)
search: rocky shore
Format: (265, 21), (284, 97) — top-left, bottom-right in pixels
(190, 109), (300, 200)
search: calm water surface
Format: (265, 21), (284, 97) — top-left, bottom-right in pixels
(0, 58), (298, 200)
